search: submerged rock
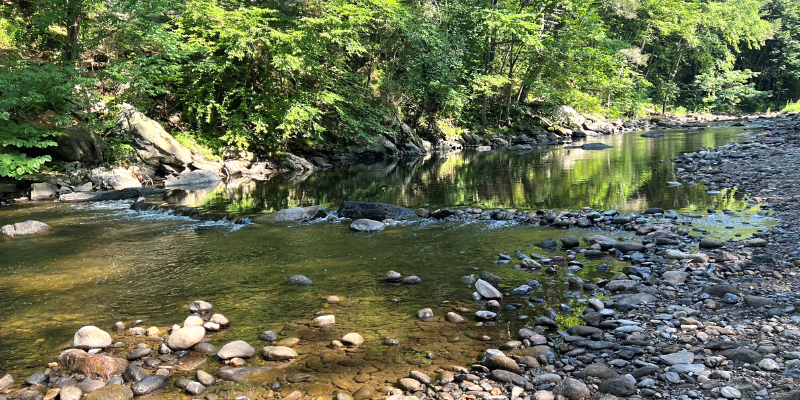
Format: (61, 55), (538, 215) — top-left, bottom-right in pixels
(289, 275), (313, 286)
(338, 201), (414, 221)
(1, 220), (50, 237)
(350, 219), (386, 232)
(261, 346), (298, 360)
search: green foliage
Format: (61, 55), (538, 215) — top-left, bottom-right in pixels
(0, 62), (76, 178)
(1, 0), (791, 167)
(691, 69), (767, 112)
(782, 100), (800, 113)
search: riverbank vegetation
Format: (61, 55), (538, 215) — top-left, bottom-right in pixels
(1, 0), (799, 177)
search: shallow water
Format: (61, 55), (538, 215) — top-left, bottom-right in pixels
(0, 126), (775, 393)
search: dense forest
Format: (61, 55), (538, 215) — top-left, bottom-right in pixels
(1, 0), (799, 178)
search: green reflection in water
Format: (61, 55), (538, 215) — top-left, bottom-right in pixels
(181, 127), (755, 214)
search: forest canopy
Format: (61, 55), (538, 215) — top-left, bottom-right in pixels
(1, 0), (799, 177)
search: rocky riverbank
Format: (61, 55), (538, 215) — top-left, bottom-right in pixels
(0, 106), (778, 207)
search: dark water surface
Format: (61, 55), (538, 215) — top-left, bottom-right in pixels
(0, 126), (774, 393)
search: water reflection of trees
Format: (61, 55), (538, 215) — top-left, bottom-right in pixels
(188, 128), (749, 214)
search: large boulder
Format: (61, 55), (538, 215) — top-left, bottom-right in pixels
(585, 121), (616, 135)
(30, 182), (58, 201)
(551, 105), (586, 129)
(343, 136), (399, 160)
(163, 170), (221, 188)
(90, 167), (142, 190)
(114, 104), (193, 169)
(280, 154), (318, 172)
(338, 201), (414, 221)
(2, 220), (50, 237)
(58, 349), (128, 379)
(72, 326), (112, 349)
(54, 126), (104, 163)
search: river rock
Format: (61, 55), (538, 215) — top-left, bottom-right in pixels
(164, 170), (221, 188)
(185, 382), (205, 395)
(210, 314), (229, 326)
(598, 374), (636, 396)
(76, 379), (105, 393)
(215, 367), (272, 382)
(417, 308), (433, 320)
(0, 374), (13, 391)
(58, 349), (127, 379)
(127, 347), (151, 361)
(59, 386), (82, 400)
(123, 364), (148, 383)
(662, 271), (687, 285)
(476, 279), (502, 300)
(664, 249), (708, 262)
(561, 235), (580, 248)
(744, 295), (778, 308)
(131, 375), (169, 395)
(184, 315), (204, 327)
(699, 239), (724, 248)
(483, 354), (522, 374)
(166, 326), (206, 350)
(446, 312), (465, 323)
(759, 358), (781, 371)
(217, 341), (256, 360)
(338, 201), (414, 221)
(258, 331), (278, 341)
(341, 333), (364, 346)
(189, 300), (213, 314)
(581, 143), (613, 150)
(660, 350), (695, 365)
(261, 346), (298, 360)
(196, 370), (215, 386)
(253, 207), (312, 224)
(617, 293), (658, 307)
(350, 219), (386, 232)
(289, 275), (312, 286)
(587, 235), (617, 249)
(615, 242), (645, 252)
(490, 369), (527, 386)
(397, 378), (422, 392)
(401, 275), (421, 284)
(704, 284), (741, 297)
(1, 220), (50, 237)
(579, 363), (619, 380)
(89, 167), (142, 190)
(30, 182), (58, 201)
(311, 315), (335, 327)
(84, 384), (133, 400)
(386, 270), (401, 282)
(72, 326), (112, 349)
(720, 348), (763, 364)
(605, 280), (637, 291)
(553, 378), (590, 400)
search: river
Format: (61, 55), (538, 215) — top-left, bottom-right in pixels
(0, 125), (774, 395)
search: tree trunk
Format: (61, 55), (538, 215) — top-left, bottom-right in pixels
(65, 1), (83, 62)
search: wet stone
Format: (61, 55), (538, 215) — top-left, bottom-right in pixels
(258, 331), (278, 341)
(131, 375), (169, 395)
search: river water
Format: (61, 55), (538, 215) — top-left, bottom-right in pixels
(0, 125), (774, 395)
